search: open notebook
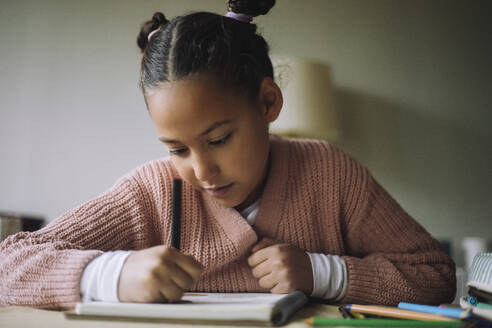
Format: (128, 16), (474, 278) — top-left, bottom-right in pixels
(71, 291), (308, 326)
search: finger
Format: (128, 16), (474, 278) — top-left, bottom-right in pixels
(158, 279), (185, 303)
(258, 272), (278, 290)
(156, 260), (194, 291)
(251, 261), (272, 279)
(271, 282), (291, 294)
(251, 237), (278, 253)
(248, 249), (269, 267)
(160, 248), (204, 282)
(174, 253), (204, 282)
(248, 240), (285, 267)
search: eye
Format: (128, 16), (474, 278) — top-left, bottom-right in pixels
(169, 148), (188, 156)
(209, 133), (232, 146)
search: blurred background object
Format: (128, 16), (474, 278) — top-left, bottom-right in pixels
(463, 237), (488, 271)
(271, 56), (339, 142)
(0, 212), (44, 242)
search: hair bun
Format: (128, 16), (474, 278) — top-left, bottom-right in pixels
(150, 12), (168, 27)
(137, 12), (169, 53)
(227, 0), (276, 17)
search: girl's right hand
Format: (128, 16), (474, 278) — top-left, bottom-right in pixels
(118, 245), (204, 303)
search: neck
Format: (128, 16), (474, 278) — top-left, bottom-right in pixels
(234, 150), (271, 212)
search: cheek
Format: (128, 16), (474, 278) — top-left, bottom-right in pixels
(230, 135), (269, 179)
(171, 158), (197, 186)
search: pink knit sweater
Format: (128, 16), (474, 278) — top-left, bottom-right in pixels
(0, 135), (456, 309)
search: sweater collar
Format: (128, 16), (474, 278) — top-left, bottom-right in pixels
(253, 134), (290, 237)
(204, 134), (290, 239)
(202, 191), (258, 255)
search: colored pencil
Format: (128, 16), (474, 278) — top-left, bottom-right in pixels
(338, 306), (354, 318)
(346, 304), (456, 321)
(398, 302), (471, 319)
(304, 317), (465, 327)
(476, 302), (492, 310)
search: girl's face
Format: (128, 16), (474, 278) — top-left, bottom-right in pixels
(146, 75), (282, 210)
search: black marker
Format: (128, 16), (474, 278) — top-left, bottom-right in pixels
(171, 179), (182, 249)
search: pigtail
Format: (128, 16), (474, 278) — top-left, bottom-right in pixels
(137, 12), (169, 53)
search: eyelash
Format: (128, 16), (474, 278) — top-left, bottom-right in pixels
(169, 133), (232, 156)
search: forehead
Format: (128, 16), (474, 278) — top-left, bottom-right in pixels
(146, 77), (249, 138)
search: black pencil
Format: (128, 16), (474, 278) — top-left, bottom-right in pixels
(171, 178), (182, 250)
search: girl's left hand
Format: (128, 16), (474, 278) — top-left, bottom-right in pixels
(247, 237), (313, 294)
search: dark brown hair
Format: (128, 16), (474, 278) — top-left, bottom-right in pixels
(137, 0), (276, 100)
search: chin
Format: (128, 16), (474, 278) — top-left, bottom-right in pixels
(217, 199), (240, 208)
(213, 195), (244, 209)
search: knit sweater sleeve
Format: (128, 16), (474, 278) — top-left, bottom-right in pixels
(0, 174), (153, 310)
(338, 156), (456, 306)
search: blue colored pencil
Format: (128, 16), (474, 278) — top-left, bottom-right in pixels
(398, 303), (471, 320)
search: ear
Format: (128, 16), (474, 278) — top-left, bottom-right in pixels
(258, 77), (283, 123)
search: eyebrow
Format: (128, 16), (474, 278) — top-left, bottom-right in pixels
(158, 120), (233, 144)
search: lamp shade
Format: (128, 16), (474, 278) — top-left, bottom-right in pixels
(271, 56), (339, 141)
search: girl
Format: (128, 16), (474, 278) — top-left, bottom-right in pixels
(0, 0), (455, 309)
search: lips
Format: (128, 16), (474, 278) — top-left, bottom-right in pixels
(204, 183), (234, 198)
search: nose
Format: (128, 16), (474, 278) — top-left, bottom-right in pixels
(192, 152), (219, 183)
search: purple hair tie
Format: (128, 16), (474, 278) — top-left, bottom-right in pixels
(225, 11), (253, 23)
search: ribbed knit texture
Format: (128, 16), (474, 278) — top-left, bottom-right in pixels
(0, 135), (456, 309)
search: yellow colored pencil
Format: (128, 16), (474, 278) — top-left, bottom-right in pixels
(351, 311), (366, 319)
(346, 304), (455, 321)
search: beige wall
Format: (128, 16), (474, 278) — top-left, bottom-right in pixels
(1, 0), (490, 265)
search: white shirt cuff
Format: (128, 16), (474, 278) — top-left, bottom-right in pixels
(80, 250), (134, 302)
(307, 252), (347, 301)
